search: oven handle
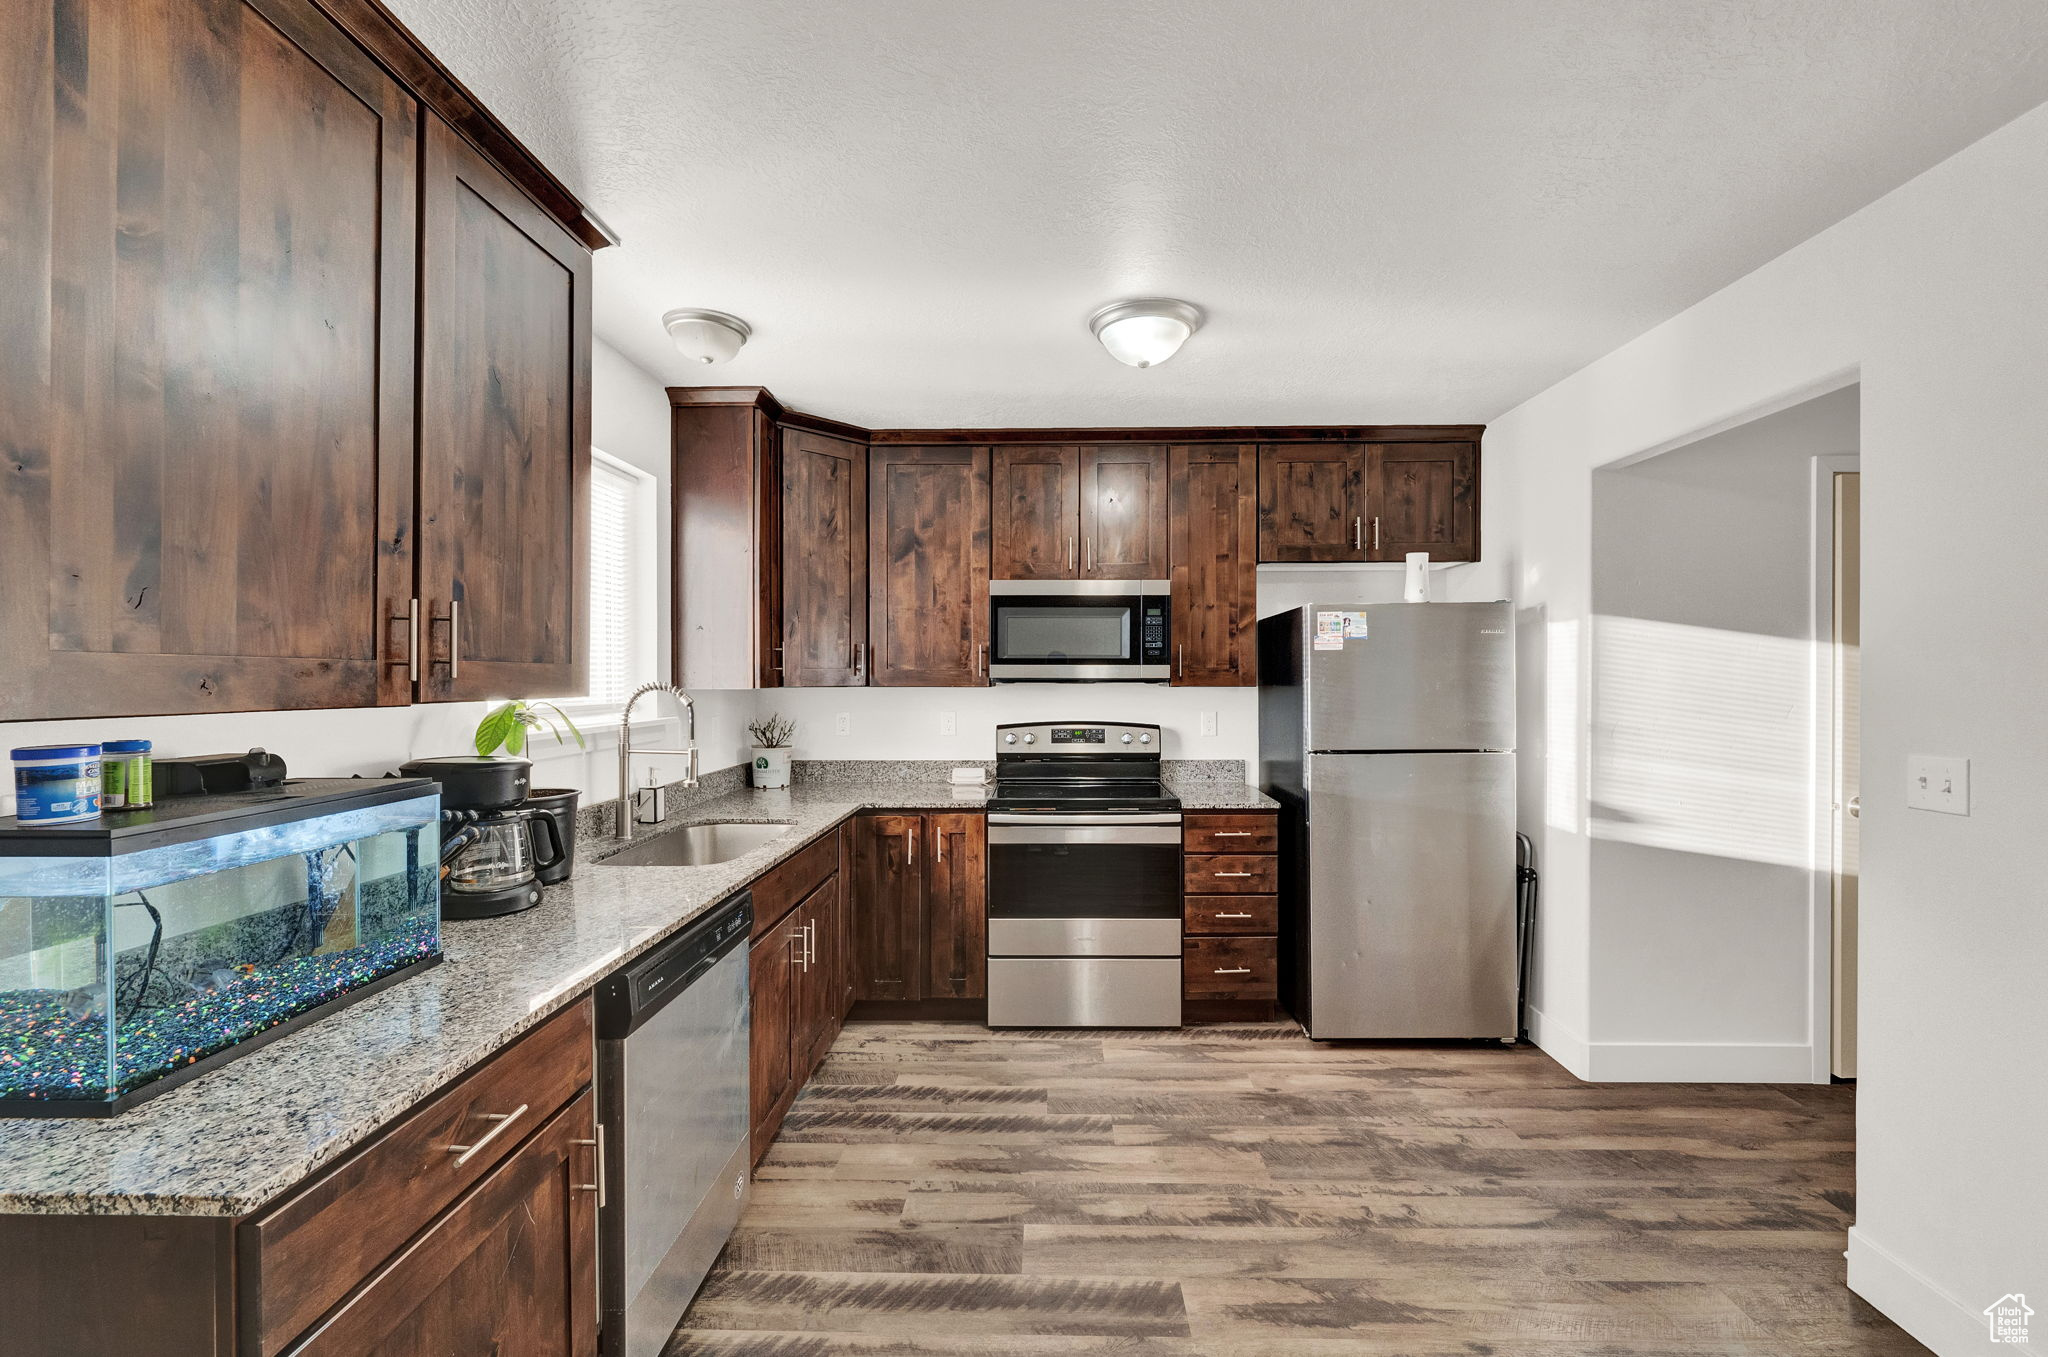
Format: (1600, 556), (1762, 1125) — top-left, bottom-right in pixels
(988, 813), (1183, 825)
(988, 821), (1183, 846)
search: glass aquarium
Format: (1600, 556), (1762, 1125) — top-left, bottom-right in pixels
(0, 780), (442, 1116)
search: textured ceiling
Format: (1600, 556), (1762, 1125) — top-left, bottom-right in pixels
(384, 0), (2048, 427)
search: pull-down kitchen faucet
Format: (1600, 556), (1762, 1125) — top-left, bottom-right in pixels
(615, 681), (700, 841)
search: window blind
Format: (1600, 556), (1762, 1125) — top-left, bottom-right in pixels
(586, 455), (638, 705)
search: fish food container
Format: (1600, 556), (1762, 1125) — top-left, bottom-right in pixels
(102, 739), (154, 810)
(10, 745), (102, 824)
(0, 779), (443, 1116)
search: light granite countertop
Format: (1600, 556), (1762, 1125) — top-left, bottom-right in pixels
(0, 765), (1271, 1217)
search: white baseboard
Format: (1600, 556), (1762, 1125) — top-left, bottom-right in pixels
(1848, 1227), (1991, 1356)
(1524, 1004), (1592, 1080)
(1586, 1039), (1815, 1083)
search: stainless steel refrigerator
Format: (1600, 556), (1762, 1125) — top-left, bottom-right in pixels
(1258, 602), (1516, 1040)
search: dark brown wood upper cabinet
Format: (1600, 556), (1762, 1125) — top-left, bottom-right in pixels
(1368, 441), (1479, 562)
(868, 445), (990, 686)
(1259, 444), (1369, 562)
(1080, 444), (1169, 579)
(671, 400), (778, 688)
(417, 113), (591, 703)
(1169, 444), (1258, 686)
(0, 0), (419, 720)
(990, 445), (1080, 579)
(781, 428), (869, 686)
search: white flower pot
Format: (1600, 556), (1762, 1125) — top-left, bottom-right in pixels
(751, 747), (792, 789)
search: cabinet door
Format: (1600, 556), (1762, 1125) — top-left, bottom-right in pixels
(838, 820), (860, 1016)
(990, 445), (1079, 579)
(1079, 445), (1169, 580)
(869, 446), (991, 686)
(924, 814), (987, 1000)
(781, 428), (868, 686)
(1368, 442), (1479, 562)
(849, 814), (925, 1001)
(796, 876), (845, 1070)
(749, 912), (801, 1164)
(0, 0), (418, 720)
(419, 113), (591, 702)
(1258, 444), (1368, 562)
(293, 1092), (598, 1357)
(1168, 445), (1258, 686)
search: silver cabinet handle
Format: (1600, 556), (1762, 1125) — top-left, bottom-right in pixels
(1372, 516), (1381, 551)
(1211, 831), (1253, 838)
(403, 598), (420, 681)
(1213, 966), (1252, 975)
(854, 641), (866, 679)
(1214, 871), (1253, 878)
(1175, 644), (1184, 678)
(935, 826), (944, 863)
(1353, 516), (1363, 551)
(449, 598), (461, 680)
(906, 825), (915, 866)
(571, 1124), (606, 1205)
(449, 1103), (527, 1165)
(1213, 912), (1254, 919)
(1068, 534), (1077, 572)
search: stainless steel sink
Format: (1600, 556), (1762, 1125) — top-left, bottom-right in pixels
(601, 822), (793, 867)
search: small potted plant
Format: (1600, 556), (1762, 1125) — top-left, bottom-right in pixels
(474, 699), (585, 758)
(748, 713), (796, 789)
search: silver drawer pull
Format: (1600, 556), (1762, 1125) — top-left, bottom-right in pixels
(1213, 912), (1253, 919)
(572, 1125), (607, 1205)
(449, 1104), (528, 1166)
(1211, 831), (1254, 838)
(1213, 871), (1253, 878)
(1213, 966), (1253, 975)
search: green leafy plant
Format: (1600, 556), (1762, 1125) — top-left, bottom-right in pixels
(748, 713), (797, 749)
(475, 700), (586, 758)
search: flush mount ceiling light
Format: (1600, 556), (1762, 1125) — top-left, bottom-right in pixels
(1088, 298), (1204, 368)
(662, 308), (751, 365)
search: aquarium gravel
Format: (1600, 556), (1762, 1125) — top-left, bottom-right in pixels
(0, 917), (438, 1103)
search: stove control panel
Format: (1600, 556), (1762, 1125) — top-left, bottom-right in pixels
(996, 722), (1161, 754)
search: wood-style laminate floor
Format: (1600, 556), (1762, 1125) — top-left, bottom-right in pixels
(668, 1022), (1926, 1356)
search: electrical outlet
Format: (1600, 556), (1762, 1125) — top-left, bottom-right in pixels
(1906, 754), (1969, 815)
(835, 711), (851, 737)
(1200, 710), (1218, 738)
(940, 711), (957, 737)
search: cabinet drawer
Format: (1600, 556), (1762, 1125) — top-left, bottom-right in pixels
(1184, 894), (1278, 935)
(243, 999), (594, 1357)
(752, 829), (840, 938)
(1184, 936), (1278, 999)
(1183, 854), (1277, 894)
(1182, 814), (1278, 854)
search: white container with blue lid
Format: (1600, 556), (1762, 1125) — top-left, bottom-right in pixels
(10, 743), (103, 824)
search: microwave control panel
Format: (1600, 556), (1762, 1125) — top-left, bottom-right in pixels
(1140, 603), (1170, 664)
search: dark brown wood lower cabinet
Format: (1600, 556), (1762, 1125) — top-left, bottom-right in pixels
(849, 813), (925, 1001)
(1183, 812), (1280, 1020)
(924, 813), (988, 1000)
(293, 1092), (598, 1357)
(749, 908), (803, 1165)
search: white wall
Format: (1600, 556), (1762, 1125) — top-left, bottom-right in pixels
(0, 339), (753, 814)
(1490, 102), (2048, 1355)
(1587, 387), (1857, 1079)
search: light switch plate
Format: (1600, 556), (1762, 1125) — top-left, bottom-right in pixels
(835, 711), (851, 737)
(939, 711), (957, 737)
(1200, 710), (1219, 737)
(1906, 754), (1969, 815)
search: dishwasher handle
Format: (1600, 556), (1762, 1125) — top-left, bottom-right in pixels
(595, 889), (753, 1039)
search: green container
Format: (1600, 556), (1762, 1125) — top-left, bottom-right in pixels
(102, 740), (153, 810)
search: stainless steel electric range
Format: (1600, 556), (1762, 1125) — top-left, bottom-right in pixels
(984, 721), (1183, 1027)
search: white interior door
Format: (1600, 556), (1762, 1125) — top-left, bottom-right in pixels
(1831, 471), (1861, 1078)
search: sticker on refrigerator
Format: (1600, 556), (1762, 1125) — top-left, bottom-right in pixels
(1341, 610), (1369, 639)
(1314, 612), (1345, 650)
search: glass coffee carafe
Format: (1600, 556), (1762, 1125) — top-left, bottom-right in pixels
(441, 807), (564, 919)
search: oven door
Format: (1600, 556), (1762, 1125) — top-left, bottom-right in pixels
(986, 814), (1183, 935)
(988, 580), (1170, 681)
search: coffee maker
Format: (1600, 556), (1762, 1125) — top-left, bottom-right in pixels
(398, 757), (565, 919)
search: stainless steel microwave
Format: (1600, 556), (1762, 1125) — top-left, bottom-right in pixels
(988, 580), (1171, 682)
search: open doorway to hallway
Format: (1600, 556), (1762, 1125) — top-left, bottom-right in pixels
(1586, 383), (1859, 1084)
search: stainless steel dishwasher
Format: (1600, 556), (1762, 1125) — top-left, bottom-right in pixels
(596, 889), (752, 1357)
